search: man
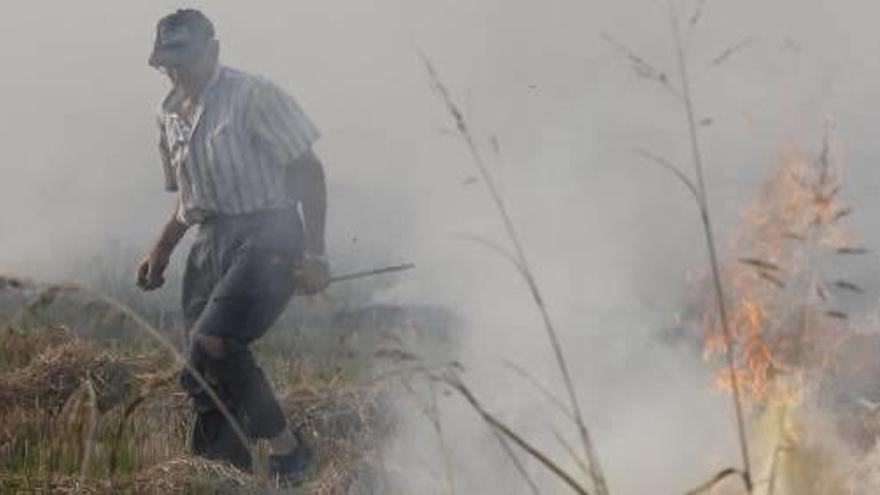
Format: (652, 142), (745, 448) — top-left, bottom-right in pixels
(136, 9), (329, 479)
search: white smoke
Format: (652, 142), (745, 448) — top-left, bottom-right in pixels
(2, 0), (880, 493)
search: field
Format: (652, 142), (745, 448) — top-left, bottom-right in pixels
(0, 266), (456, 494)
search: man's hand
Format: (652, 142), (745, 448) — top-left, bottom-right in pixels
(295, 254), (330, 295)
(137, 201), (188, 292)
(136, 250), (170, 291)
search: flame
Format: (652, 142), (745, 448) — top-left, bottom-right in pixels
(693, 143), (870, 493)
(701, 144), (854, 403)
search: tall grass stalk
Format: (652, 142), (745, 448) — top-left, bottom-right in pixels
(493, 429), (542, 495)
(401, 378), (457, 495)
(422, 54), (608, 495)
(444, 377), (590, 495)
(665, 1), (752, 490)
(429, 380), (457, 495)
(766, 404), (788, 495)
(79, 379), (99, 480)
(503, 360), (574, 422)
(683, 467), (747, 495)
(553, 428), (591, 481)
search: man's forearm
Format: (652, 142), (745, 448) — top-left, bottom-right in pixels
(294, 151), (327, 255)
(152, 201), (189, 258)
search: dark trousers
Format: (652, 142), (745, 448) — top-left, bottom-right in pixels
(179, 208), (303, 471)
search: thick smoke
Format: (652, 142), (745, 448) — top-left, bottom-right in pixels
(2, 1), (880, 493)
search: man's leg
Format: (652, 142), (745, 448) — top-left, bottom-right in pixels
(180, 241), (216, 417)
(177, 236), (257, 470)
(186, 244), (298, 463)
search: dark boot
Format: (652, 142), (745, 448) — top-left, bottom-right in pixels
(269, 441), (313, 485)
(191, 409), (253, 472)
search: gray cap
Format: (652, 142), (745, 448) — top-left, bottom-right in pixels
(148, 9), (215, 68)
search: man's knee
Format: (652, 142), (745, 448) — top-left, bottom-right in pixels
(192, 334), (250, 363)
(194, 334), (227, 360)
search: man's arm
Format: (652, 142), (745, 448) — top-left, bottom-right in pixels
(244, 78), (323, 250)
(245, 79), (328, 291)
(136, 198), (189, 291)
(289, 150), (327, 256)
(286, 150), (330, 294)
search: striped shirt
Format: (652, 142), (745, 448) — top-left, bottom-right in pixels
(157, 65), (320, 225)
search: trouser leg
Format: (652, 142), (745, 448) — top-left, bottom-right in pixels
(196, 339), (289, 439)
(182, 243), (298, 467)
(179, 236), (254, 468)
(180, 237), (218, 415)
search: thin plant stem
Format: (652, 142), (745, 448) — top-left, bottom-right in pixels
(443, 377), (590, 495)
(631, 147), (700, 203)
(766, 404), (788, 495)
(683, 467), (748, 495)
(430, 380), (457, 495)
(402, 379), (456, 495)
(423, 53), (608, 495)
(503, 360), (574, 421)
(666, 1), (752, 491)
(79, 379), (99, 480)
(494, 429), (542, 495)
(553, 428), (591, 480)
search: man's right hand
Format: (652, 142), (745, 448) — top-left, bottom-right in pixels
(137, 199), (188, 292)
(296, 254), (331, 296)
(136, 250), (169, 291)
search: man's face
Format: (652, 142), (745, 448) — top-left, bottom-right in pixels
(161, 65), (183, 86)
(162, 64), (198, 89)
(158, 40), (218, 92)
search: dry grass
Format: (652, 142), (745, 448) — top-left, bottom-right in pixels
(0, 322), (390, 494)
(0, 333), (135, 416)
(132, 457), (259, 494)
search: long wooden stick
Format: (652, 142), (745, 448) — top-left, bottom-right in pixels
(330, 263), (415, 284)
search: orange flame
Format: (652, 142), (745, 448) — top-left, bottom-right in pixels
(701, 145), (854, 403)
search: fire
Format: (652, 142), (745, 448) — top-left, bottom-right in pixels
(701, 143), (854, 404)
(693, 140), (880, 493)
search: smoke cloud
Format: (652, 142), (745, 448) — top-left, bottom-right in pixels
(3, 0), (880, 492)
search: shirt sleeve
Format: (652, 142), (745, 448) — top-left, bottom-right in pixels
(157, 117), (178, 192)
(244, 79), (320, 166)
